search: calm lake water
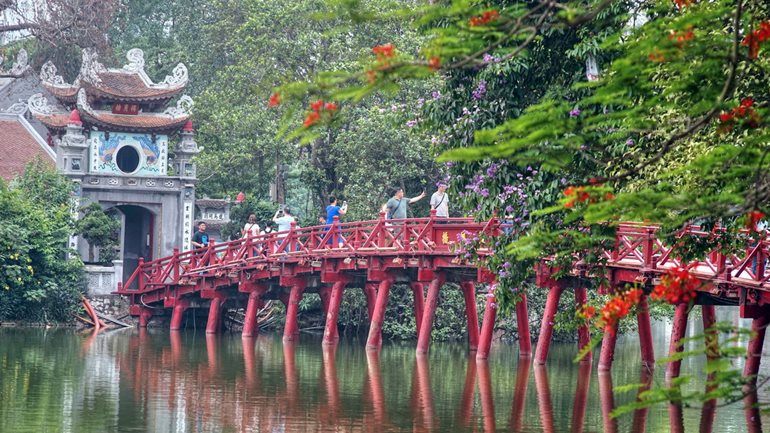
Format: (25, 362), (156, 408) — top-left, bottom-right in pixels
(0, 312), (767, 433)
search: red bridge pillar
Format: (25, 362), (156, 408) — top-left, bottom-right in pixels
(516, 293), (532, 356)
(416, 274), (446, 355)
(410, 282), (425, 336)
(534, 286), (564, 364)
(666, 303), (691, 380)
(283, 279), (306, 342)
(323, 279), (348, 345)
(366, 278), (394, 350)
(744, 309), (770, 383)
(136, 306), (153, 328)
(574, 287), (592, 364)
(205, 293), (229, 334)
(598, 322), (618, 371)
(363, 283), (377, 321)
(476, 288), (497, 361)
(242, 290), (264, 338)
(460, 281), (480, 352)
(637, 294), (655, 369)
(169, 299), (191, 331)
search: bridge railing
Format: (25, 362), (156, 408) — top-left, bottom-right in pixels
(610, 224), (769, 286)
(119, 214), (503, 293)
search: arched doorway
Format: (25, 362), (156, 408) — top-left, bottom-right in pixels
(113, 205), (155, 289)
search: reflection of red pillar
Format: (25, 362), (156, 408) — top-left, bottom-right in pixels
(283, 282), (305, 342)
(637, 294), (655, 368)
(668, 402), (685, 433)
(509, 360), (530, 431)
(170, 330), (182, 364)
(476, 291), (497, 361)
(744, 388), (763, 433)
(366, 350), (386, 427)
(666, 303), (690, 380)
(743, 313), (769, 382)
(242, 336), (257, 387)
(366, 279), (393, 350)
(630, 368), (653, 433)
(206, 295), (225, 334)
(364, 284), (377, 321)
(410, 282), (425, 336)
(169, 299), (190, 331)
(597, 372), (618, 433)
(458, 359), (477, 428)
(205, 333), (218, 374)
(322, 345), (339, 422)
(571, 361), (591, 433)
(534, 365), (555, 433)
(416, 274), (446, 355)
(598, 323), (618, 371)
(699, 304), (718, 433)
(534, 287), (564, 364)
(323, 280), (346, 345)
(460, 281), (480, 352)
(415, 355), (436, 431)
(242, 291), (263, 338)
(477, 360), (496, 433)
(574, 287), (591, 363)
(516, 293), (532, 356)
(283, 342), (298, 409)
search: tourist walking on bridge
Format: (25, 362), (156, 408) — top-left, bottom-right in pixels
(241, 214), (260, 238)
(273, 207), (296, 252)
(386, 188), (425, 220)
(325, 196), (348, 224)
(430, 182), (449, 221)
(191, 222), (210, 249)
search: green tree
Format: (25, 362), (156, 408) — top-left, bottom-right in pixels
(75, 203), (120, 263)
(0, 160), (84, 322)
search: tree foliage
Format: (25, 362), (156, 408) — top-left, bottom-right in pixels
(0, 160), (84, 322)
(75, 202), (120, 263)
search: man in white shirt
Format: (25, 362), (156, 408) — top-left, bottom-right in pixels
(272, 207), (296, 252)
(430, 182), (449, 220)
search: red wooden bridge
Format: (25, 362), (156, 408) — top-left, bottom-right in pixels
(116, 214), (770, 378)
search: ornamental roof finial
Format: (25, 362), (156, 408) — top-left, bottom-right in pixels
(68, 109), (82, 126)
(182, 120), (194, 132)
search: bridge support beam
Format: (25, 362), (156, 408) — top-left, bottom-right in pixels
(242, 291), (263, 338)
(516, 293), (532, 356)
(206, 294), (227, 334)
(744, 310), (770, 383)
(598, 322), (618, 371)
(534, 286), (564, 364)
(410, 283), (425, 336)
(666, 303), (691, 380)
(637, 294), (655, 369)
(169, 299), (191, 331)
(366, 278), (394, 350)
(476, 289), (497, 361)
(283, 281), (306, 342)
(416, 274), (446, 355)
(575, 287), (592, 363)
(319, 286), (332, 315)
(137, 307), (154, 328)
(460, 281), (480, 352)
(323, 280), (347, 345)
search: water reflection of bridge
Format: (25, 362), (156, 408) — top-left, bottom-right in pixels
(111, 330), (763, 433)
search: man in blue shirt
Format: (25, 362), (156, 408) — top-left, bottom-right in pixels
(191, 222), (210, 249)
(325, 197), (348, 246)
(325, 196), (348, 224)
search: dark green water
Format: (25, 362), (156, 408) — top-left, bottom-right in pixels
(0, 314), (766, 433)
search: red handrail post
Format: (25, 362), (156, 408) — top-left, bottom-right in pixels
(332, 216), (340, 247)
(643, 226), (655, 269)
(378, 212), (386, 248)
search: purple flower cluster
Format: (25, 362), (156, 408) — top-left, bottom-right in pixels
(482, 53), (501, 64)
(406, 119), (418, 128)
(472, 80), (487, 100)
(431, 90), (442, 100)
(569, 108), (581, 118)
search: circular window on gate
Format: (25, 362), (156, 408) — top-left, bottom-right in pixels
(115, 146), (141, 174)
